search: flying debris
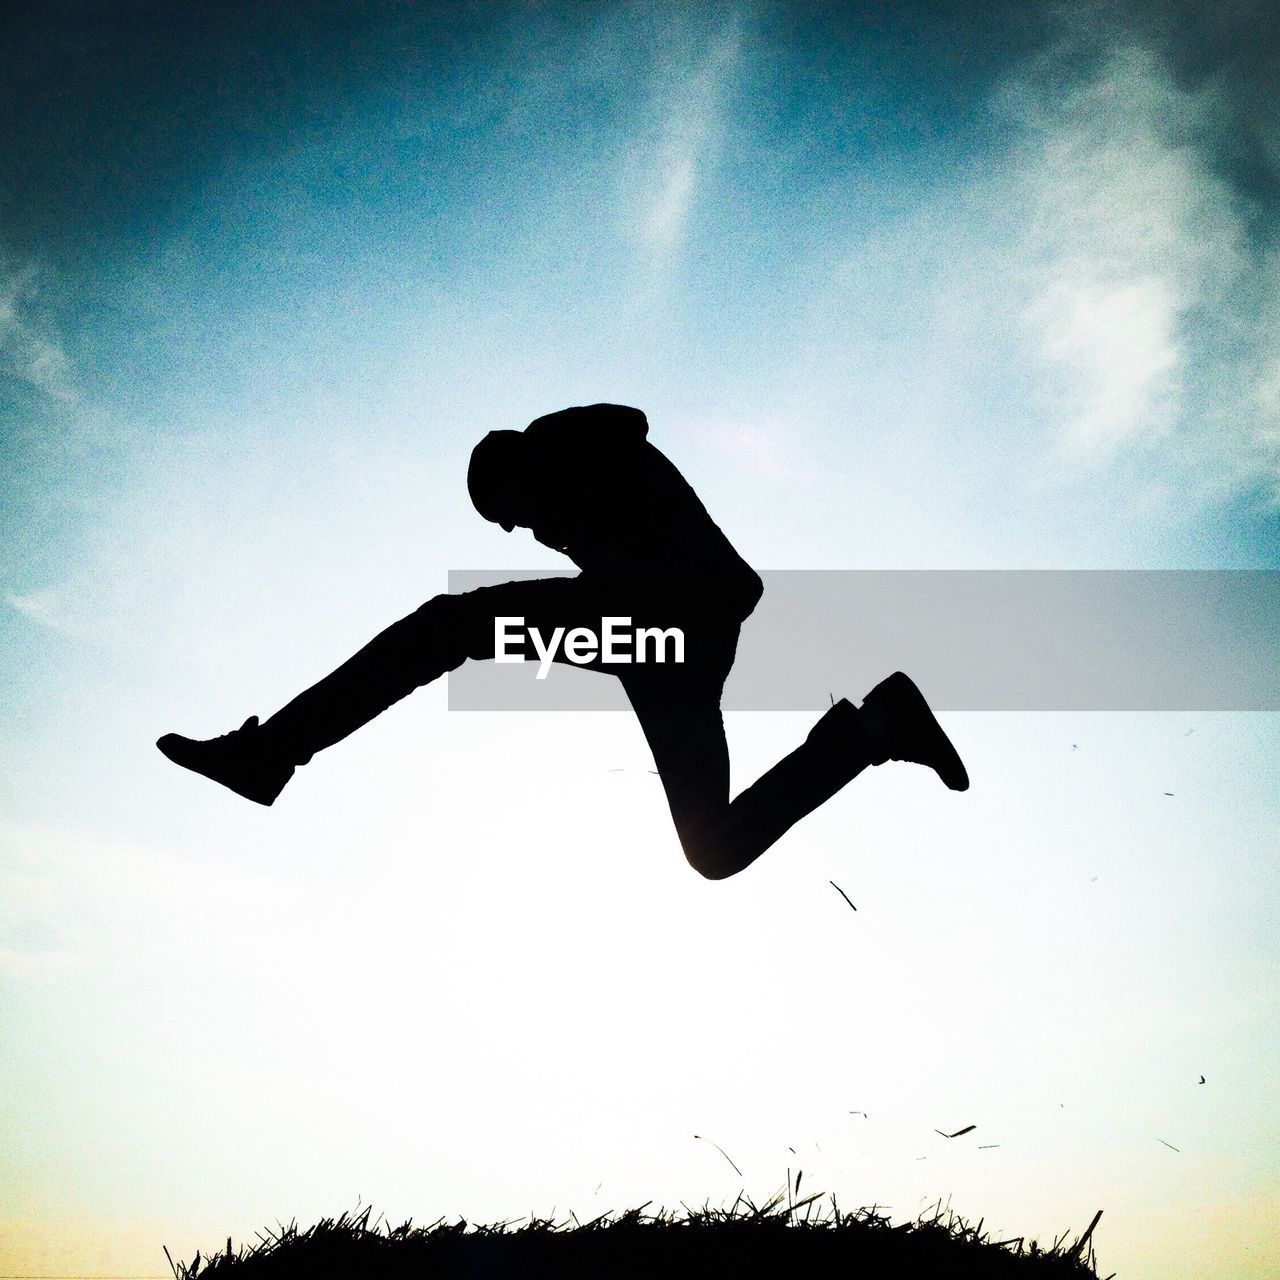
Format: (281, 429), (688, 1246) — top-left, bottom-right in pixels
(829, 880), (857, 912)
(1163, 791), (1175, 796)
(1199, 1075), (1206, 1084)
(693, 1134), (742, 1176)
(934, 1125), (976, 1139)
(978, 1144), (1000, 1149)
(1157, 1138), (1181, 1152)
(1072, 743), (1078, 751)
(849, 1110), (868, 1118)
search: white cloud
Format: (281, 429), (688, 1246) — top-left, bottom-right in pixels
(999, 41), (1279, 500)
(1027, 272), (1180, 453)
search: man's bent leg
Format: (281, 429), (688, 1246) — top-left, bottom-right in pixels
(710, 700), (875, 877)
(630, 691), (877, 880)
(623, 686), (733, 878)
(632, 679), (965, 880)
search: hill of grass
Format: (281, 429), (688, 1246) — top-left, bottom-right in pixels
(168, 1193), (1110, 1279)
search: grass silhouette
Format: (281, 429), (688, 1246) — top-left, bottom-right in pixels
(166, 1191), (1109, 1279)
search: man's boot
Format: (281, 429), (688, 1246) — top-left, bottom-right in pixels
(859, 671), (969, 791)
(156, 716), (295, 806)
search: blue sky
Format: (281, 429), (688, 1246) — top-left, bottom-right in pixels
(2, 3), (1277, 1278)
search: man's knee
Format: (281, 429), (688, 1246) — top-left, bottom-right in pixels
(686, 851), (738, 881)
(676, 825), (742, 881)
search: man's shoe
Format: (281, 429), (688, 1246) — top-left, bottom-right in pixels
(156, 716), (294, 806)
(861, 672), (969, 791)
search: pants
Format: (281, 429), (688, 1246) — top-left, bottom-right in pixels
(261, 574), (874, 879)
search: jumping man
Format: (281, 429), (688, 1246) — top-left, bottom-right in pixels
(157, 404), (968, 879)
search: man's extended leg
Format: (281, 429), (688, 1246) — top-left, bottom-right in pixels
(156, 577), (591, 803)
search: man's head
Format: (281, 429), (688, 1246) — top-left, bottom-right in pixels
(467, 430), (530, 532)
(469, 403), (649, 545)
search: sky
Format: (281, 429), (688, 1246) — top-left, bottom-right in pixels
(1, 2), (1277, 1277)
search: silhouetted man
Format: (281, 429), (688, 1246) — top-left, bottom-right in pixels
(158, 404), (967, 879)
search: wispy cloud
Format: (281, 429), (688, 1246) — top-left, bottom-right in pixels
(4, 587), (66, 631)
(0, 252), (75, 401)
(0, 830), (84, 979)
(0, 944), (84, 980)
(999, 40), (1279, 500)
(0, 822), (291, 984)
(624, 15), (743, 258)
(680, 412), (811, 483)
